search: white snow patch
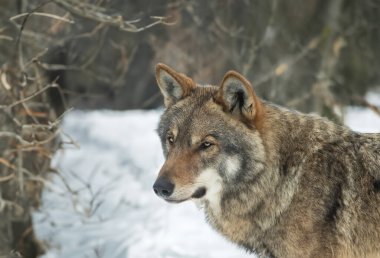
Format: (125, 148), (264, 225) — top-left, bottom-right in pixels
(345, 91), (380, 133)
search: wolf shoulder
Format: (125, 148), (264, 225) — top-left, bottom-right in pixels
(303, 126), (380, 178)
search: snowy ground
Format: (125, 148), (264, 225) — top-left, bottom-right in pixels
(33, 93), (380, 258)
(345, 92), (380, 132)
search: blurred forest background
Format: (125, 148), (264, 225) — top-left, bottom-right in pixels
(0, 0), (380, 257)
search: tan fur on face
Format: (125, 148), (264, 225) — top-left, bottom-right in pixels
(158, 150), (199, 186)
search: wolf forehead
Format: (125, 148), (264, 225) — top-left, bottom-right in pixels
(158, 85), (218, 133)
(157, 86), (228, 136)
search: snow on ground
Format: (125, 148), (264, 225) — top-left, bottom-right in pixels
(345, 92), (380, 133)
(33, 92), (380, 258)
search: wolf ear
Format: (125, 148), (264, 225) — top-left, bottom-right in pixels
(216, 71), (263, 123)
(155, 63), (196, 107)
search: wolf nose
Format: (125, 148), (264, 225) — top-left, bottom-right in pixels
(153, 178), (174, 198)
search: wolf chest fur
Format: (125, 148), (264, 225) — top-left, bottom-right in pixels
(152, 63), (380, 258)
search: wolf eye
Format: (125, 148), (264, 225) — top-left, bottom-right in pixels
(200, 141), (213, 150)
(167, 136), (174, 144)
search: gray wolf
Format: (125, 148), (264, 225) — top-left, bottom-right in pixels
(152, 63), (380, 258)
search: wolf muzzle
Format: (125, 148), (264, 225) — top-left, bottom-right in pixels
(153, 177), (174, 198)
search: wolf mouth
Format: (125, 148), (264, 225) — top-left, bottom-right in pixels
(164, 187), (207, 203)
(165, 198), (187, 203)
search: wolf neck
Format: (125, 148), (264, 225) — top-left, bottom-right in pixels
(203, 101), (352, 252)
(261, 102), (350, 167)
(258, 102), (351, 219)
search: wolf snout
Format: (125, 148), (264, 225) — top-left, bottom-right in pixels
(153, 177), (174, 198)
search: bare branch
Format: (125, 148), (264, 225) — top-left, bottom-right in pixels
(253, 36), (321, 87)
(0, 35), (13, 41)
(53, 0), (172, 32)
(0, 173), (15, 183)
(0, 158), (16, 170)
(354, 95), (380, 117)
(17, 149), (24, 195)
(0, 71), (12, 90)
(0, 82), (58, 110)
(10, 12), (75, 24)
(0, 132), (29, 145)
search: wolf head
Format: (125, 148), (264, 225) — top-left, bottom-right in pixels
(153, 63), (266, 208)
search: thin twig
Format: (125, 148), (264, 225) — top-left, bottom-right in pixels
(13, 0), (53, 71)
(0, 197), (24, 217)
(0, 71), (12, 90)
(0, 82), (58, 110)
(25, 48), (49, 68)
(253, 36), (321, 87)
(10, 12), (75, 24)
(17, 148), (24, 195)
(0, 158), (16, 170)
(354, 95), (380, 117)
(20, 93), (40, 124)
(53, 0), (172, 32)
(0, 173), (15, 183)
(0, 132), (29, 145)
(0, 127), (60, 148)
(0, 35), (13, 41)
(21, 168), (54, 186)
